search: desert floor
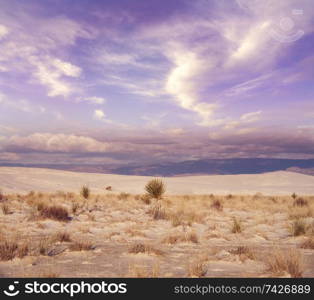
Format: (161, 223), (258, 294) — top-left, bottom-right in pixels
(0, 189), (313, 278)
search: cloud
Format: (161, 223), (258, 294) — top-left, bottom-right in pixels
(0, 24), (9, 39)
(5, 133), (111, 153)
(93, 109), (105, 120)
(82, 96), (106, 105)
(30, 57), (82, 97)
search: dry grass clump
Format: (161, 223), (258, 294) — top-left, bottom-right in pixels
(80, 185), (90, 199)
(211, 198), (223, 211)
(0, 239), (29, 261)
(140, 194), (151, 205)
(145, 178), (165, 200)
(300, 238), (314, 249)
(290, 218), (307, 236)
(38, 204), (69, 222)
(148, 203), (168, 220)
(128, 243), (163, 256)
(54, 231), (71, 243)
(1, 203), (10, 215)
(69, 240), (94, 251)
(265, 248), (303, 278)
(293, 197), (308, 207)
(187, 260), (207, 277)
(231, 217), (243, 233)
(162, 231), (199, 244)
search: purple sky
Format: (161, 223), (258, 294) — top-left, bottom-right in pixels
(0, 0), (314, 166)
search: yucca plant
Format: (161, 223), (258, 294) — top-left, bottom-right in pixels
(145, 178), (165, 200)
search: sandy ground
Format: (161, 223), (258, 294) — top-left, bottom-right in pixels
(1, 167), (314, 195)
(0, 191), (313, 278)
(0, 167), (313, 278)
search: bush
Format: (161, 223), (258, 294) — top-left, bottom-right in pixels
(293, 197), (308, 207)
(80, 185), (90, 199)
(38, 204), (69, 222)
(290, 218), (307, 236)
(211, 199), (223, 211)
(145, 179), (165, 200)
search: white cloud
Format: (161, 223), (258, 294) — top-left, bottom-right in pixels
(7, 133), (111, 153)
(240, 110), (262, 122)
(30, 57), (81, 97)
(0, 24), (9, 39)
(83, 96), (106, 105)
(93, 109), (105, 120)
(52, 58), (81, 77)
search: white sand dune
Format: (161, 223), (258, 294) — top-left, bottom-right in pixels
(1, 167), (314, 195)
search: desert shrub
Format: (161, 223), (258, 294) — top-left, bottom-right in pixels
(105, 186), (112, 191)
(291, 193), (297, 200)
(80, 185), (90, 199)
(290, 218), (307, 236)
(231, 217), (243, 233)
(145, 179), (165, 200)
(211, 199), (223, 211)
(293, 197), (308, 207)
(266, 249), (303, 278)
(38, 204), (69, 222)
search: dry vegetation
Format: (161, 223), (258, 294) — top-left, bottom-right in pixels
(0, 186), (313, 277)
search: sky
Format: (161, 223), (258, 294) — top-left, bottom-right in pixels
(0, 0), (314, 166)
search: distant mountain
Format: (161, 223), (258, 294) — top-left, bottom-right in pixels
(112, 158), (314, 176)
(1, 158), (314, 176)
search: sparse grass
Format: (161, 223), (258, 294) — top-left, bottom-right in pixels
(231, 217), (243, 233)
(127, 262), (160, 278)
(0, 239), (28, 261)
(148, 203), (168, 220)
(1, 203), (10, 215)
(128, 243), (163, 256)
(162, 232), (199, 244)
(145, 178), (165, 200)
(38, 237), (53, 256)
(211, 199), (223, 211)
(290, 218), (307, 236)
(80, 185), (90, 199)
(54, 231), (71, 242)
(266, 248), (303, 278)
(69, 241), (94, 251)
(118, 192), (130, 200)
(140, 194), (151, 205)
(38, 204), (69, 222)
(293, 197), (308, 207)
